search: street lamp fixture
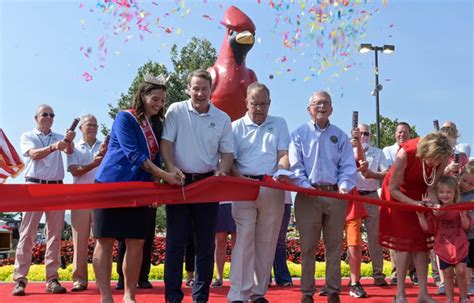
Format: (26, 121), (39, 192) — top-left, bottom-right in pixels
(359, 43), (395, 148)
(382, 45), (395, 54)
(358, 43), (373, 53)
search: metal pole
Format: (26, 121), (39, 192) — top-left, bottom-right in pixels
(374, 49), (381, 148)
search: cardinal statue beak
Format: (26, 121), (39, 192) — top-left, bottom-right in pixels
(235, 30), (254, 45)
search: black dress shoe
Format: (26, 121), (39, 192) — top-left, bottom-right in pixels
(137, 280), (153, 289)
(319, 285), (328, 296)
(230, 301), (244, 303)
(254, 298), (269, 303)
(115, 280), (124, 290)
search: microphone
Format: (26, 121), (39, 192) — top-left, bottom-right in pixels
(433, 120), (439, 131)
(64, 118), (80, 143)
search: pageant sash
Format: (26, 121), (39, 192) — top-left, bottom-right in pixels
(125, 109), (159, 161)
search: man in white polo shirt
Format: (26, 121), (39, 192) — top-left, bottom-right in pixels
(12, 104), (75, 296)
(67, 114), (106, 292)
(382, 122), (411, 167)
(161, 69), (234, 303)
(354, 123), (389, 286)
(227, 82), (290, 303)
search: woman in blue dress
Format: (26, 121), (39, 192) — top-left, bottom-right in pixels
(92, 74), (183, 303)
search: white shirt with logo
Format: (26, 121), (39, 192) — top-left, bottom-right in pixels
(162, 100), (234, 173)
(232, 113), (290, 176)
(20, 128), (65, 181)
(67, 139), (102, 184)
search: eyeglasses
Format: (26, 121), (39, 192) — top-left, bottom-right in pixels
(309, 101), (331, 107)
(361, 132), (371, 136)
(84, 123), (98, 128)
(39, 112), (55, 118)
(249, 102), (271, 108)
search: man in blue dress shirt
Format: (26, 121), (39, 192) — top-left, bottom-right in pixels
(289, 91), (357, 303)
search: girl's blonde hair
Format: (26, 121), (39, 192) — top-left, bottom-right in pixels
(437, 175), (460, 204)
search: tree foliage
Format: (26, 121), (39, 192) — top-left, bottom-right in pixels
(103, 37), (217, 135)
(369, 115), (419, 148)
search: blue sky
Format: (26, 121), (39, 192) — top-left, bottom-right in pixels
(1, 0), (472, 185)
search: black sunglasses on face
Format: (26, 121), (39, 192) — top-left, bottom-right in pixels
(40, 112), (55, 118)
(361, 132), (371, 136)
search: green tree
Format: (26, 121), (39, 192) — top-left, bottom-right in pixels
(169, 37), (217, 102)
(369, 115), (419, 148)
(105, 37), (217, 128)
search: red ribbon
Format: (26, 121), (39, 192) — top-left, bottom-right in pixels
(0, 175), (472, 212)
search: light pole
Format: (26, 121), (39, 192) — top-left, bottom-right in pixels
(359, 43), (395, 148)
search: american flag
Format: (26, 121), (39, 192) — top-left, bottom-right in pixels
(0, 128), (24, 183)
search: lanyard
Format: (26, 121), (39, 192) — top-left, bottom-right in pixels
(36, 133), (53, 148)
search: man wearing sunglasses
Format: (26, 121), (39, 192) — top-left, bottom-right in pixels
(352, 124), (389, 290)
(12, 104), (75, 296)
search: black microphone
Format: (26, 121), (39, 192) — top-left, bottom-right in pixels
(433, 120), (439, 131)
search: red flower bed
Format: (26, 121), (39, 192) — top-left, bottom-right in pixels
(0, 236), (390, 267)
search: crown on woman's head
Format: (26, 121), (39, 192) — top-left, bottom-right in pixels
(143, 73), (170, 86)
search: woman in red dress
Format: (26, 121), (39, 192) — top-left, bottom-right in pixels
(379, 132), (453, 303)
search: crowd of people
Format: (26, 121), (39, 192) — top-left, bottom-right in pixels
(8, 69), (474, 303)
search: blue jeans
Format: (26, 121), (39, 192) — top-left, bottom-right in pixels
(164, 202), (219, 302)
(273, 204), (292, 285)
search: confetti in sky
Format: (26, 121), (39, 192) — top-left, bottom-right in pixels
(80, 0), (387, 82)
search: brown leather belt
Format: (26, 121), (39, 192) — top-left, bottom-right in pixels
(311, 184), (338, 192)
(25, 177), (63, 184)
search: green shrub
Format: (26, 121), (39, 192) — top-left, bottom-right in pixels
(0, 261), (434, 281)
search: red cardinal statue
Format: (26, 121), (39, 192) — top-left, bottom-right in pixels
(208, 6), (257, 121)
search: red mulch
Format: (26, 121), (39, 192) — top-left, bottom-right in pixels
(0, 278), (451, 303)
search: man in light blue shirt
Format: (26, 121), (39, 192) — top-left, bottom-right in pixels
(289, 91), (357, 303)
(227, 82), (290, 303)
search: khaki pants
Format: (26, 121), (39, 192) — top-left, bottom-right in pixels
(295, 193), (347, 296)
(13, 210), (65, 284)
(228, 187), (285, 302)
(363, 192), (386, 280)
(71, 209), (92, 287)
